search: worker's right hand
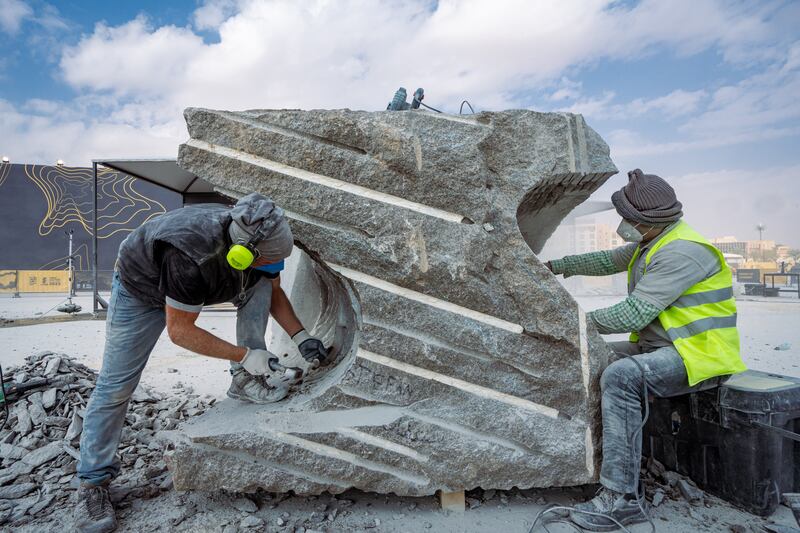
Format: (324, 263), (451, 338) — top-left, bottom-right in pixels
(544, 261), (554, 273)
(240, 348), (275, 375)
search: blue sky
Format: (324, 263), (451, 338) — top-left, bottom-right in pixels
(1, 0), (798, 245)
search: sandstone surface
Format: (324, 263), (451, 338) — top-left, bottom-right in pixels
(168, 107), (617, 496)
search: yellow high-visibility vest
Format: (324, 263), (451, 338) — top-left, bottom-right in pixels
(628, 221), (747, 385)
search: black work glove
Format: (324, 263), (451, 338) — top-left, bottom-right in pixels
(292, 329), (330, 365)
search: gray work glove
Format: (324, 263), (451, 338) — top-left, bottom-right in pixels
(240, 348), (276, 375)
(292, 330), (330, 366)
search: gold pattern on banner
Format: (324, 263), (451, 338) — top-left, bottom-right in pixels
(0, 162), (10, 188)
(23, 165), (167, 238)
(38, 243), (91, 271)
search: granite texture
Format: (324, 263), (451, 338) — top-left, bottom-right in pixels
(166, 107), (617, 496)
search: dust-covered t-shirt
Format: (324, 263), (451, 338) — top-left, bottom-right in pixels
(158, 245), (279, 312)
(609, 222), (721, 350)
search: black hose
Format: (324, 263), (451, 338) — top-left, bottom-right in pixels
(459, 100), (475, 114)
(529, 356), (656, 533)
(418, 101), (443, 113)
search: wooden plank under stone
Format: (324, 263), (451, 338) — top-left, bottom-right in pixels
(438, 490), (465, 512)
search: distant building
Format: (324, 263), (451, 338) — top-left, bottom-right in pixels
(712, 237), (747, 257)
(712, 236), (776, 259)
(574, 219), (625, 254)
(747, 239), (776, 256)
(546, 217), (627, 294)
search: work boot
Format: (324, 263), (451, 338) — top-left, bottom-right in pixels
(227, 368), (288, 404)
(74, 482), (117, 533)
(569, 486), (649, 532)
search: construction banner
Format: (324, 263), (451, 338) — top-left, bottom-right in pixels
(16, 270), (70, 293)
(0, 270), (16, 293)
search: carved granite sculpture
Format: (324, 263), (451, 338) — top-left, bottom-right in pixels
(166, 107), (617, 496)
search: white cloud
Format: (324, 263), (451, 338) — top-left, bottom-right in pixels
(549, 78), (583, 101)
(559, 89), (708, 120)
(601, 43), (800, 159)
(624, 89), (707, 118)
(607, 125), (800, 158)
(0, 0), (32, 34)
(193, 0), (238, 31)
(671, 165), (800, 246)
(60, 16), (204, 97)
(0, 98), (177, 165)
(1, 0), (796, 171)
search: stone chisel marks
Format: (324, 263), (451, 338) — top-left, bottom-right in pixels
(330, 263), (524, 334)
(265, 431), (430, 486)
(335, 427), (429, 463)
(184, 139), (469, 224)
(357, 349), (560, 419)
(170, 107), (618, 496)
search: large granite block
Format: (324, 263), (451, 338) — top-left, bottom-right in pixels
(166, 108), (617, 496)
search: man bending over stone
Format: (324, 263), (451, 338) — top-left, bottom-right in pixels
(75, 193), (328, 533)
(546, 169), (746, 531)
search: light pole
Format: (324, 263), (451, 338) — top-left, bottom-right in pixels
(756, 223), (766, 241)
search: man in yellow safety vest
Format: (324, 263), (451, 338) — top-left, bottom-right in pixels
(547, 169), (746, 531)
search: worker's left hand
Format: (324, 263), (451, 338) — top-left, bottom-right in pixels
(292, 329), (330, 365)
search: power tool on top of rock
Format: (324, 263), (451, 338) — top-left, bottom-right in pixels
(386, 86), (475, 114)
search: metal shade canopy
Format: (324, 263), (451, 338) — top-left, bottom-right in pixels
(92, 158), (215, 195)
(89, 159), (228, 314)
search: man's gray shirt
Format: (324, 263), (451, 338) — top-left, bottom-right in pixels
(609, 221), (721, 350)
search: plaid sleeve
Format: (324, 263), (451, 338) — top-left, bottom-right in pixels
(587, 294), (662, 335)
(549, 250), (619, 278)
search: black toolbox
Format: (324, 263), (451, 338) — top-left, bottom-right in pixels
(643, 370), (800, 516)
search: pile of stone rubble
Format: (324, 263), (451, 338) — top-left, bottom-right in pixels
(0, 352), (213, 528)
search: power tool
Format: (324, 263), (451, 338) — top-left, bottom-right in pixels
(386, 86), (477, 114)
(262, 345), (336, 392)
(387, 87), (438, 112)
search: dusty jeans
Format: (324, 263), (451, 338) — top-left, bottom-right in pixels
(599, 341), (727, 494)
(77, 272), (272, 485)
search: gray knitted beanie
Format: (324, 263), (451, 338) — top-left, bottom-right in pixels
(611, 169), (683, 226)
(228, 192), (294, 263)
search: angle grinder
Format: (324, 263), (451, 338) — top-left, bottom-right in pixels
(262, 345), (336, 391)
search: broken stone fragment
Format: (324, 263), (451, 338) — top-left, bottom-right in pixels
(27, 393), (46, 426)
(231, 497), (258, 513)
(0, 444), (28, 461)
(65, 411), (83, 442)
(678, 479), (703, 503)
(12, 406), (32, 437)
(8, 493), (39, 522)
(29, 351), (54, 364)
(28, 493), (55, 516)
(44, 356), (62, 377)
(0, 482), (36, 499)
(240, 515), (264, 528)
(43, 416), (71, 428)
(22, 441), (65, 468)
(652, 488), (665, 507)
(41, 388), (58, 410)
(0, 461), (35, 485)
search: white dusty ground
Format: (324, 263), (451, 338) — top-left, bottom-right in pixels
(1, 290), (799, 532)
